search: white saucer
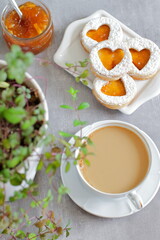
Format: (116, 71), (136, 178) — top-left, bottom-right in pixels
(61, 125), (160, 218)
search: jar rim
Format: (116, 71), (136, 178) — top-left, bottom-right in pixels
(1, 0), (53, 42)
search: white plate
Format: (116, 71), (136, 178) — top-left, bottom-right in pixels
(54, 10), (160, 115)
(60, 124), (160, 218)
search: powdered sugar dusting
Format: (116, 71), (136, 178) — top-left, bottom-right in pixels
(81, 17), (123, 52)
(93, 75), (137, 107)
(90, 41), (132, 80)
(127, 38), (160, 78)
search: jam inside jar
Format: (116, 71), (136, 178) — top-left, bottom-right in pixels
(1, 1), (54, 54)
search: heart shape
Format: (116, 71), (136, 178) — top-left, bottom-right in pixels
(93, 75), (137, 109)
(87, 25), (110, 42)
(101, 79), (126, 96)
(130, 49), (150, 70)
(98, 48), (124, 70)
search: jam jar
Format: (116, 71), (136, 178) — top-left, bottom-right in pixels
(1, 0), (54, 54)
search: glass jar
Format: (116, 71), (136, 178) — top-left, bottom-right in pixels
(1, 0), (54, 54)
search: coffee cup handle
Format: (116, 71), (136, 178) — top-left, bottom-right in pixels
(127, 191), (143, 211)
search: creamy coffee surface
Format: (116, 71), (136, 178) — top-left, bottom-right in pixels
(80, 126), (149, 194)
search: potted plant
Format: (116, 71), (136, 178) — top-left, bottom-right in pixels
(0, 45), (48, 200)
(0, 47), (91, 239)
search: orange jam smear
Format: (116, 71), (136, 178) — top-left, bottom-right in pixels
(98, 48), (124, 70)
(5, 2), (49, 38)
(101, 80), (126, 96)
(87, 25), (110, 42)
(130, 49), (150, 70)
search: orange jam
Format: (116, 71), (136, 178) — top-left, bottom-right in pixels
(130, 49), (150, 70)
(98, 48), (124, 70)
(101, 80), (126, 96)
(87, 25), (110, 42)
(2, 1), (53, 54)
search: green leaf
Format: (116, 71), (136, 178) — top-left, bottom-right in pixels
(65, 162), (70, 172)
(81, 147), (88, 155)
(52, 234), (59, 240)
(9, 190), (27, 201)
(59, 131), (73, 138)
(9, 132), (20, 148)
(0, 105), (6, 115)
(21, 117), (37, 130)
(82, 80), (88, 86)
(84, 159), (90, 166)
(66, 228), (70, 237)
(87, 137), (93, 146)
(30, 201), (37, 208)
(16, 230), (26, 238)
(2, 139), (10, 149)
(3, 107), (27, 124)
(73, 119), (87, 127)
(80, 69), (89, 78)
(42, 134), (55, 146)
(10, 173), (25, 186)
(0, 69), (7, 82)
(77, 102), (90, 110)
(24, 52), (34, 65)
(74, 138), (82, 147)
(45, 163), (53, 174)
(15, 94), (26, 107)
(7, 156), (22, 168)
(13, 146), (28, 158)
(73, 160), (77, 165)
(65, 63), (74, 67)
(11, 44), (21, 54)
(0, 82), (9, 88)
(58, 185), (69, 195)
(1, 87), (15, 101)
(0, 188), (5, 205)
(45, 152), (52, 159)
(22, 126), (34, 137)
(67, 87), (79, 100)
(60, 105), (73, 110)
(65, 147), (72, 157)
(75, 76), (80, 82)
(42, 189), (53, 208)
(55, 154), (61, 161)
(79, 59), (89, 67)
(5, 45), (34, 84)
(46, 219), (55, 229)
(1, 169), (10, 179)
(58, 185), (69, 202)
(59, 139), (71, 148)
(37, 159), (44, 171)
(28, 233), (37, 240)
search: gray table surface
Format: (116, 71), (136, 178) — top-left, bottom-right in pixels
(1, 0), (160, 239)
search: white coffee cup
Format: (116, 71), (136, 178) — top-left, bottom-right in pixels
(76, 120), (152, 211)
